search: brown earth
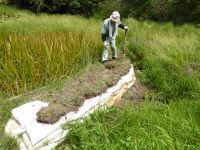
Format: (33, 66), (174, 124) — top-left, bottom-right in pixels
(37, 56), (131, 124)
(118, 79), (148, 106)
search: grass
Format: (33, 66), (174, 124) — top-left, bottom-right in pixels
(0, 4), (200, 150)
(0, 4), (102, 96)
(2, 4), (199, 100)
(63, 100), (200, 150)
(0, 31), (101, 95)
(0, 4), (103, 148)
(0, 97), (25, 149)
(124, 19), (200, 101)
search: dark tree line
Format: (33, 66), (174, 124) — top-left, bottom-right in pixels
(6, 0), (200, 23)
(7, 0), (104, 17)
(118, 0), (200, 23)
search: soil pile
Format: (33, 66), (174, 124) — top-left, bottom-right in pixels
(37, 56), (131, 124)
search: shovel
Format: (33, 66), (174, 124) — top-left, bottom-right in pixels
(123, 29), (128, 56)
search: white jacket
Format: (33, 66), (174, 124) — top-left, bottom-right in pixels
(101, 18), (121, 39)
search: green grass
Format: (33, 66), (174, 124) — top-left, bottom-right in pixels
(63, 100), (200, 150)
(124, 19), (200, 101)
(0, 97), (25, 149)
(0, 4), (103, 96)
(1, 4), (199, 99)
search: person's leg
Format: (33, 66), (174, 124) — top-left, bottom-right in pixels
(102, 40), (109, 63)
(110, 38), (117, 59)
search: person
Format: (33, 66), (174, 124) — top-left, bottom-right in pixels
(101, 11), (129, 64)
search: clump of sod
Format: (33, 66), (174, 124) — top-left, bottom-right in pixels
(37, 56), (131, 124)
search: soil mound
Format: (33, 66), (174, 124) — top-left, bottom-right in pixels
(37, 56), (131, 124)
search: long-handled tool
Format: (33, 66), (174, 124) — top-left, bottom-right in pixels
(123, 29), (128, 56)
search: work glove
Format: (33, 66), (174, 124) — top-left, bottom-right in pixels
(103, 41), (108, 47)
(124, 26), (129, 31)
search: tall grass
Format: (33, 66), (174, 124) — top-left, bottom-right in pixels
(124, 19), (200, 100)
(0, 5), (103, 96)
(0, 31), (101, 95)
(65, 100), (200, 149)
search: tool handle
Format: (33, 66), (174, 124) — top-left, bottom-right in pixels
(123, 29), (128, 55)
(125, 29), (128, 37)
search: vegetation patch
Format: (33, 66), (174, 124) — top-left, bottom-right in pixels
(1, 4), (199, 150)
(0, 97), (25, 149)
(63, 100), (200, 150)
(0, 4), (21, 22)
(37, 56), (131, 124)
(0, 13), (20, 21)
(126, 19), (200, 101)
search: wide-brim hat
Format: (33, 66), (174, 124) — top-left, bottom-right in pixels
(110, 11), (120, 22)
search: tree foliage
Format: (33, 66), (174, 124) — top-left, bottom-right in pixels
(174, 0), (200, 23)
(118, 0), (200, 23)
(7, 0), (104, 16)
(99, 0), (199, 23)
(6, 0), (200, 23)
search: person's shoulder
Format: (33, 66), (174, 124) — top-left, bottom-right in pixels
(104, 18), (110, 24)
(117, 20), (121, 25)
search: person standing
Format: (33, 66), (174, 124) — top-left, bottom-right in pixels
(101, 11), (129, 64)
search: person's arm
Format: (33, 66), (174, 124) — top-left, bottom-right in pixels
(118, 22), (129, 30)
(101, 22), (107, 42)
(101, 34), (106, 42)
(118, 23), (125, 29)
(101, 21), (108, 47)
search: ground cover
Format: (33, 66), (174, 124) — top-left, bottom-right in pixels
(63, 99), (200, 150)
(125, 19), (200, 101)
(37, 56), (131, 124)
